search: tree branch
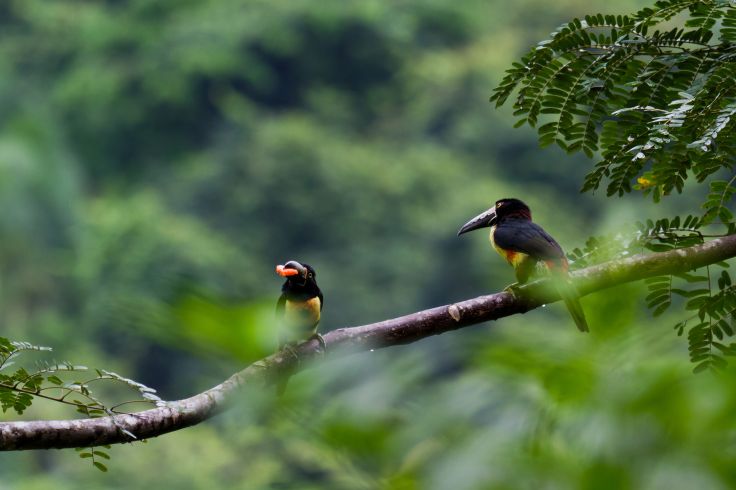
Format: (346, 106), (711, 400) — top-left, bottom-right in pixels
(2, 234), (736, 451)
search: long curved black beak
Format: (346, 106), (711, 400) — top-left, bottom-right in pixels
(457, 207), (497, 236)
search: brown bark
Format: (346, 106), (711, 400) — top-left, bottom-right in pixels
(2, 234), (736, 450)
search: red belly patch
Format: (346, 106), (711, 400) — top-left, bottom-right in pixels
(503, 250), (518, 264)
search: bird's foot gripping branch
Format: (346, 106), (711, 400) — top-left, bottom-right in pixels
(1, 233), (736, 452)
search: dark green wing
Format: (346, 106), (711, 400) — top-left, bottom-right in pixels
(318, 291), (324, 311)
(494, 219), (564, 261)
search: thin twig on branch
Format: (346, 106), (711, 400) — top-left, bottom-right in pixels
(2, 234), (736, 451)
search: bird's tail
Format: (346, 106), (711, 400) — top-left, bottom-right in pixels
(275, 338), (295, 396)
(548, 262), (589, 332)
(559, 286), (589, 332)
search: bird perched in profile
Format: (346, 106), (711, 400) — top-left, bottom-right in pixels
(457, 198), (589, 332)
(274, 260), (325, 393)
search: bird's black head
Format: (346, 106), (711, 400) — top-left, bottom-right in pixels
(494, 198), (532, 221)
(457, 197), (532, 236)
(276, 260), (319, 293)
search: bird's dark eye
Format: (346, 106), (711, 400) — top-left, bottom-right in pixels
(308, 273), (313, 278)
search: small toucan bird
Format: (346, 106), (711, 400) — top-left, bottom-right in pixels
(274, 260), (325, 393)
(458, 198), (589, 332)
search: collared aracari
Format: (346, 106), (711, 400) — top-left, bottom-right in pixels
(457, 198), (589, 332)
(274, 260), (325, 393)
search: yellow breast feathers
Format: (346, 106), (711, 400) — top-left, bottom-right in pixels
(489, 226), (529, 268)
(284, 296), (321, 330)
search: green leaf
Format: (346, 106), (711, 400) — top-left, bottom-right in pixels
(693, 360), (711, 374)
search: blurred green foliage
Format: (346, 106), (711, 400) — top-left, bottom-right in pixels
(2, 0), (736, 488)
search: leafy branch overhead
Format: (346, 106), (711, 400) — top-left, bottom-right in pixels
(493, 0), (736, 372)
(492, 0), (736, 203)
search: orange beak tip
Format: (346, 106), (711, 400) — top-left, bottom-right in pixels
(276, 265), (298, 277)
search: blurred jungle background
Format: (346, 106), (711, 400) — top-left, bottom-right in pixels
(2, 0), (736, 489)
